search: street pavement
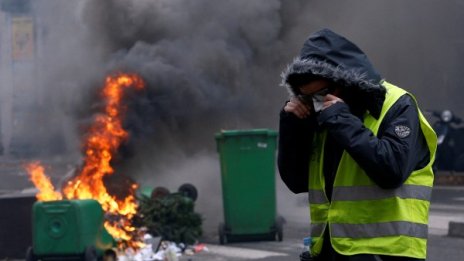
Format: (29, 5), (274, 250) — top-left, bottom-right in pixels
(2, 159), (463, 261)
(185, 184), (464, 261)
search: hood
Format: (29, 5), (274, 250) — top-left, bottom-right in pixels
(281, 28), (386, 118)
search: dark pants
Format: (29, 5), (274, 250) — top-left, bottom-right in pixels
(316, 232), (425, 261)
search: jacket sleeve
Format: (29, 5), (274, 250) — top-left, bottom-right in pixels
(317, 95), (430, 189)
(277, 107), (317, 194)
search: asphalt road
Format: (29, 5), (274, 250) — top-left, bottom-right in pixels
(2, 159), (463, 261)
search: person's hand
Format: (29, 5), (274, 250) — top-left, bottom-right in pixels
(322, 94), (344, 110)
(284, 96), (311, 119)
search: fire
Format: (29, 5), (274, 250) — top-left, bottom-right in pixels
(24, 73), (145, 249)
(25, 162), (62, 201)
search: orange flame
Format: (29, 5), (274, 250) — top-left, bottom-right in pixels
(25, 162), (62, 201)
(25, 73), (145, 249)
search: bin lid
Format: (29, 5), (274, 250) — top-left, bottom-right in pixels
(215, 129), (277, 139)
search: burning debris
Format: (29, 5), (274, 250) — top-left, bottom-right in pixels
(25, 72), (146, 249)
(24, 71), (206, 261)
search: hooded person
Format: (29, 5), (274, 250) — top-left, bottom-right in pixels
(278, 29), (437, 261)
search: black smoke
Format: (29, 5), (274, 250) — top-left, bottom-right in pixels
(26, 0), (464, 159)
(76, 0), (311, 156)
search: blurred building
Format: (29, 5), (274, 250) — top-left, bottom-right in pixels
(0, 0), (67, 158)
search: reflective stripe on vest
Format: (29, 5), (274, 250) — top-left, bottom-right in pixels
(331, 221), (428, 239)
(309, 184), (432, 203)
(310, 223), (326, 237)
(308, 82), (437, 259)
(332, 184), (432, 201)
(308, 189), (329, 204)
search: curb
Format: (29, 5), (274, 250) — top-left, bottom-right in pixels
(448, 222), (464, 238)
(434, 174), (464, 186)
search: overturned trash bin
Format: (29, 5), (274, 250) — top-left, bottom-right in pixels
(26, 199), (115, 261)
(215, 129), (283, 244)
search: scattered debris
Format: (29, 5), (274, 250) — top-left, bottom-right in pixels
(193, 243), (208, 253)
(118, 234), (207, 261)
(137, 185), (203, 245)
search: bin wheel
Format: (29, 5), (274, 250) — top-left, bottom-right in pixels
(103, 249), (117, 261)
(219, 223), (227, 245)
(178, 183), (198, 202)
(25, 247), (36, 261)
(275, 216), (285, 242)
(151, 186), (170, 200)
(84, 245), (98, 261)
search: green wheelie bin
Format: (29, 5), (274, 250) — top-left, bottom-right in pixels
(215, 129), (283, 244)
(26, 199), (115, 261)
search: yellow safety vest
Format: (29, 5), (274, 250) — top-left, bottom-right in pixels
(308, 82), (437, 259)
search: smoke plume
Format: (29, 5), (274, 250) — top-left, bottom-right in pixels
(32, 1), (464, 161)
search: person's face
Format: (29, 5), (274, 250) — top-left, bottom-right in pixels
(298, 79), (331, 95)
(298, 79), (341, 97)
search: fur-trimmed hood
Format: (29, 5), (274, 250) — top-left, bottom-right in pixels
(281, 28), (386, 118)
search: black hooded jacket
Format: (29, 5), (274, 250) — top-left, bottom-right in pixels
(278, 29), (430, 211)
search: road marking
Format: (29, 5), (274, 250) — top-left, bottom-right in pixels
(433, 186), (464, 191)
(430, 204), (464, 212)
(206, 245), (288, 259)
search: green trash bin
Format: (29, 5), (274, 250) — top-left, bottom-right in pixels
(215, 129), (283, 244)
(26, 199), (115, 261)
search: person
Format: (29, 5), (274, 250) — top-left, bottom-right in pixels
(278, 28), (437, 261)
